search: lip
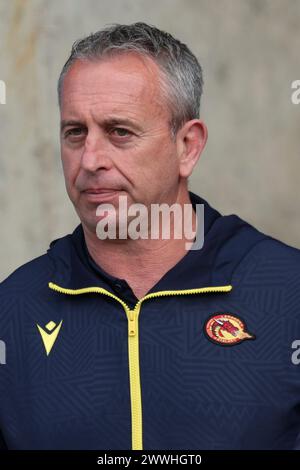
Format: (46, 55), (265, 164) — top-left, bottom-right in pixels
(83, 188), (120, 194)
(82, 189), (121, 202)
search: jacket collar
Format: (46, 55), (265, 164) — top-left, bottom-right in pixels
(47, 191), (269, 294)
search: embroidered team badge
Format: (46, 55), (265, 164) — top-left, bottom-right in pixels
(204, 313), (255, 346)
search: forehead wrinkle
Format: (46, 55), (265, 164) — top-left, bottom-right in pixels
(66, 54), (161, 95)
(63, 87), (163, 123)
(62, 81), (152, 115)
(61, 56), (169, 124)
(64, 62), (151, 97)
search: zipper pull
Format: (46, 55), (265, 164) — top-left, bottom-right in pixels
(128, 310), (137, 337)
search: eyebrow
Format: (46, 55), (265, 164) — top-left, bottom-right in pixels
(60, 117), (142, 133)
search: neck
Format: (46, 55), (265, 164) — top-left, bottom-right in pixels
(82, 188), (197, 299)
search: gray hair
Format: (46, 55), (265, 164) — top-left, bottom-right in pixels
(57, 22), (204, 137)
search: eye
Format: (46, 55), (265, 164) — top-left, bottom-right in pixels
(111, 127), (132, 137)
(64, 127), (84, 138)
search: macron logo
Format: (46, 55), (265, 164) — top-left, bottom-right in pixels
(37, 320), (63, 356)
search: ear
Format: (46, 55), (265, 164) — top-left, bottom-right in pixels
(176, 119), (208, 178)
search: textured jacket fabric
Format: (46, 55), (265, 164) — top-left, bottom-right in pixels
(0, 191), (300, 450)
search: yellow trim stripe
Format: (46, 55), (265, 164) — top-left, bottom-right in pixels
(48, 281), (232, 449)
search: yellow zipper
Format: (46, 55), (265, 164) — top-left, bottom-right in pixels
(48, 281), (232, 450)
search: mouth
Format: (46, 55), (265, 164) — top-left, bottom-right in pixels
(83, 188), (120, 194)
(82, 188), (122, 202)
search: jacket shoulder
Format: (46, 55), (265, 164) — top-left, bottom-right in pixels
(0, 252), (54, 295)
(0, 229), (75, 295)
(232, 236), (300, 287)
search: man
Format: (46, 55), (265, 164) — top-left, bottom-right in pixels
(0, 22), (300, 450)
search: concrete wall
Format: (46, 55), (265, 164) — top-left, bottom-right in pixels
(0, 0), (299, 280)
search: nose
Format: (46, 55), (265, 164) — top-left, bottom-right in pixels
(80, 130), (113, 173)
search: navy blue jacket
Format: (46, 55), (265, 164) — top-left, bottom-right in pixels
(1, 191), (300, 450)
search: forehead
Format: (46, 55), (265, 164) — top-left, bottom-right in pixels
(60, 53), (167, 120)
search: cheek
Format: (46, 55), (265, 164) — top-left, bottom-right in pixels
(61, 150), (79, 188)
(153, 144), (179, 180)
(143, 139), (177, 173)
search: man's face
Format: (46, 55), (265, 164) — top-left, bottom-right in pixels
(60, 53), (182, 234)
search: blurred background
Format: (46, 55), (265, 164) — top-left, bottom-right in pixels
(0, 0), (299, 281)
